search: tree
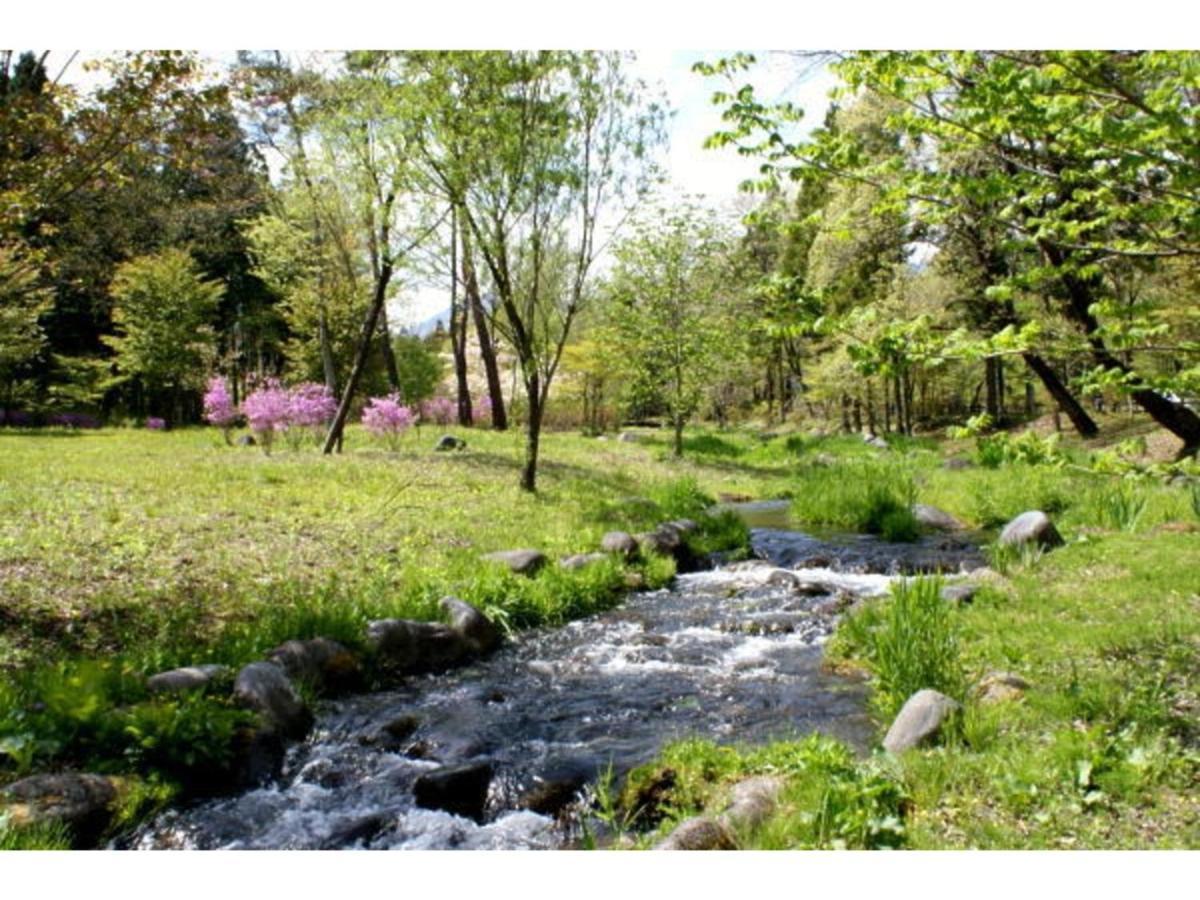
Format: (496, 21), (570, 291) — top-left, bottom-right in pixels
(407, 51), (663, 490)
(0, 241), (50, 408)
(104, 248), (223, 420)
(606, 202), (740, 457)
(701, 51), (1200, 455)
(391, 331), (443, 405)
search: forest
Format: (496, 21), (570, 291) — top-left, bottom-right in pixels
(0, 49), (1197, 854)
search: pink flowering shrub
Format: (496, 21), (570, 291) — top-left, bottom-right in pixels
(362, 395), (415, 450)
(470, 395), (492, 427)
(203, 377), (239, 444)
(241, 378), (291, 452)
(145, 417), (167, 430)
(284, 382), (337, 449)
(420, 395), (456, 426)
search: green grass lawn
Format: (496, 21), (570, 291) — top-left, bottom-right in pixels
(1, 421), (1198, 849)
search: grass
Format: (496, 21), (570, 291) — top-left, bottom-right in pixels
(832, 576), (966, 719)
(2, 420), (1198, 849)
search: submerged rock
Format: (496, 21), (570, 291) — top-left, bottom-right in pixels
(481, 549), (546, 576)
(412, 762), (494, 823)
(0, 773), (119, 847)
(998, 510), (1064, 549)
(146, 663), (228, 694)
(233, 662), (313, 740)
(517, 756), (599, 817)
(883, 689), (960, 754)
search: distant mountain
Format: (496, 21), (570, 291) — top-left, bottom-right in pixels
(396, 305), (451, 338)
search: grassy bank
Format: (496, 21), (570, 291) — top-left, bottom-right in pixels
(2, 421), (1198, 849)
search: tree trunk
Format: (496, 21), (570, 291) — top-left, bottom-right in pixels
(378, 304), (400, 392)
(448, 209), (472, 426)
(1045, 244), (1200, 456)
(674, 416), (684, 458)
(1021, 352), (1098, 437)
(521, 374), (543, 493)
(323, 261), (394, 454)
(318, 310), (337, 395)
(460, 220), (507, 430)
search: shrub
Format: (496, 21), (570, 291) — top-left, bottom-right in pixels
(836, 576), (965, 719)
(144, 417), (167, 431)
(241, 378), (291, 452)
(419, 395), (456, 426)
(362, 395), (416, 450)
(202, 377), (238, 442)
(283, 382), (337, 449)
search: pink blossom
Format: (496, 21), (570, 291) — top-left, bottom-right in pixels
(145, 417), (167, 430)
(287, 382), (337, 428)
(420, 395), (456, 426)
(362, 395), (415, 449)
(242, 379), (291, 451)
(202, 377), (238, 428)
(470, 395), (492, 427)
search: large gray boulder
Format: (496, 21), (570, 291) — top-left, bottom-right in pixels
(600, 530), (639, 559)
(883, 689), (961, 754)
(146, 663), (228, 694)
(998, 510), (1064, 549)
(481, 548), (546, 576)
(863, 434), (889, 450)
(912, 504), (967, 532)
(367, 618), (472, 673)
(233, 662), (313, 740)
(655, 816), (736, 850)
(0, 773), (119, 847)
(267, 637), (362, 693)
(439, 596), (501, 655)
(412, 762), (494, 823)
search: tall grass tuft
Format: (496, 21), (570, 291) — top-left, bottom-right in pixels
(837, 576), (965, 719)
(790, 461), (921, 542)
(1098, 481), (1148, 533)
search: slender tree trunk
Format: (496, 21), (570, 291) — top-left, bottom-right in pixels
(448, 209), (472, 426)
(460, 220), (507, 430)
(318, 311), (337, 395)
(1021, 352), (1098, 437)
(521, 374), (543, 493)
(378, 305), (400, 392)
(324, 262), (394, 454)
(674, 416), (684, 458)
(841, 393), (852, 433)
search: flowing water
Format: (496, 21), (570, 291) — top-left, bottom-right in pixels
(131, 511), (982, 850)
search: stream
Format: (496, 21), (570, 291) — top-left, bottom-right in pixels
(130, 504), (982, 850)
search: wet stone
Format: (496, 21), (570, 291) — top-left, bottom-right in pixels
(412, 762), (495, 823)
(999, 510), (1064, 549)
(656, 816), (736, 850)
(233, 662), (313, 741)
(0, 773), (119, 848)
(883, 689), (961, 754)
(600, 531), (639, 559)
